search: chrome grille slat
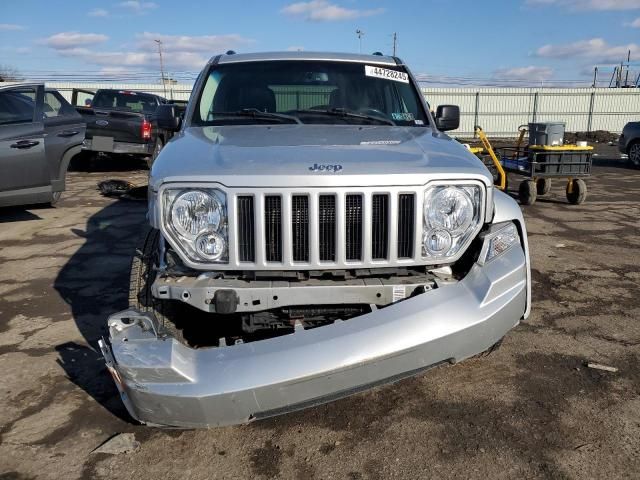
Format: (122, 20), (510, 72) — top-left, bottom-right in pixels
(397, 193), (415, 258)
(371, 194), (389, 260)
(291, 195), (309, 262)
(237, 196), (255, 262)
(264, 195), (282, 262)
(345, 194), (363, 261)
(318, 195), (336, 261)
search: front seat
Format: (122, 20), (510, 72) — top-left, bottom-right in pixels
(226, 86), (276, 113)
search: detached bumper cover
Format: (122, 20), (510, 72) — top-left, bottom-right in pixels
(100, 245), (527, 428)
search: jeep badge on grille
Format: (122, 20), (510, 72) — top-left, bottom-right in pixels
(309, 163), (343, 172)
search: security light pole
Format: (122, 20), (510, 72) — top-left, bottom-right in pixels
(356, 29), (364, 54)
(155, 39), (167, 98)
(392, 32), (397, 56)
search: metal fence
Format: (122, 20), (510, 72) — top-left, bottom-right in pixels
(2, 81), (638, 137)
(423, 87), (640, 137)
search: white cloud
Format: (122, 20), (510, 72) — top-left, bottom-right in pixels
(0, 24), (25, 31)
(527, 0), (640, 10)
(43, 32), (109, 50)
(118, 1), (158, 13)
(494, 66), (554, 81)
(281, 0), (384, 21)
(536, 38), (640, 62)
(136, 32), (253, 53)
(286, 46), (305, 51)
(47, 32), (253, 70)
(631, 17), (640, 27)
(88, 8), (109, 17)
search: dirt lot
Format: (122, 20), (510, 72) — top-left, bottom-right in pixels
(1, 153), (639, 480)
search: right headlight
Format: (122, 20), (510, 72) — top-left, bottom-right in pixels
(423, 185), (482, 259)
(163, 188), (228, 263)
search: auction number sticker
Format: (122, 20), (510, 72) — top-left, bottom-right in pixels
(365, 65), (409, 83)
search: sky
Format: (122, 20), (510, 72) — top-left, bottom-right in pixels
(1, 0), (640, 86)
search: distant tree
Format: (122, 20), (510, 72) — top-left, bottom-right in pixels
(0, 65), (24, 82)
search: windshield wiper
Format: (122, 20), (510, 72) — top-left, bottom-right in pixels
(290, 108), (396, 126)
(212, 108), (302, 124)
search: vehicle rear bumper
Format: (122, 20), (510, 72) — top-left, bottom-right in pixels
(100, 245), (528, 428)
(83, 138), (153, 156)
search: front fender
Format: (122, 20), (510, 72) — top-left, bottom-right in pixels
(492, 189), (531, 319)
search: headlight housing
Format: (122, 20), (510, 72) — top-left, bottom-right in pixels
(423, 185), (482, 259)
(163, 188), (228, 263)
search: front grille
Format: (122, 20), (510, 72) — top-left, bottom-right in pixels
(235, 191), (420, 267)
(291, 195), (309, 262)
(264, 196), (282, 262)
(318, 195), (336, 261)
(371, 194), (389, 259)
(237, 196), (255, 262)
(345, 194), (363, 261)
(397, 194), (415, 258)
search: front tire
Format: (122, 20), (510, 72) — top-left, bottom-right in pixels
(146, 138), (164, 169)
(519, 180), (537, 205)
(628, 141), (640, 168)
(536, 178), (551, 195)
(566, 179), (587, 205)
(129, 228), (185, 342)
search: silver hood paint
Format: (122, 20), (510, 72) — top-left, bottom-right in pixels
(149, 125), (493, 190)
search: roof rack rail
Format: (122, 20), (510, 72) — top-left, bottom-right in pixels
(226, 50), (236, 55)
(372, 51), (383, 56)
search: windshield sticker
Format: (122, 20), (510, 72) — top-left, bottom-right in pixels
(365, 65), (409, 83)
(391, 112), (414, 121)
(360, 140), (402, 145)
(414, 119), (424, 125)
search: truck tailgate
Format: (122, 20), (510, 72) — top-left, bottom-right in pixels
(83, 109), (148, 144)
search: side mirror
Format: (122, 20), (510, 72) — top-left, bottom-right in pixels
(435, 105), (460, 132)
(156, 104), (181, 131)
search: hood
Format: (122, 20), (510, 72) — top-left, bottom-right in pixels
(150, 124), (492, 189)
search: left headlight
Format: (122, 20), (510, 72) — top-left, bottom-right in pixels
(163, 188), (228, 263)
(423, 185), (482, 259)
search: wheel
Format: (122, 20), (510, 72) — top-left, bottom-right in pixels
(628, 141), (640, 168)
(566, 179), (587, 205)
(49, 191), (62, 207)
(519, 180), (537, 205)
(146, 138), (164, 169)
(129, 228), (185, 342)
(536, 178), (551, 195)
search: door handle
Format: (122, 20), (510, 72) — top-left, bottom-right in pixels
(58, 130), (80, 137)
(10, 140), (40, 149)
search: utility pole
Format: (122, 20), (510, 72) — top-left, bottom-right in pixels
(592, 66), (598, 88)
(154, 39), (167, 98)
(392, 32), (397, 56)
(356, 29), (364, 54)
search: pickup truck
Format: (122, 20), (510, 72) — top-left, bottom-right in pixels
(73, 88), (176, 167)
(0, 84), (85, 207)
(99, 51), (531, 428)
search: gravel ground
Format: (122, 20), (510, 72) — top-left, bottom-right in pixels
(0, 151), (638, 480)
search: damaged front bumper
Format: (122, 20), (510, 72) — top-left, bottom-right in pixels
(99, 240), (529, 428)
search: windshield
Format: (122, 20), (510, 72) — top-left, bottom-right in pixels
(193, 60), (429, 127)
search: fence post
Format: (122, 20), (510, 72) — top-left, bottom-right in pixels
(532, 91), (539, 123)
(473, 91), (480, 137)
(587, 90), (596, 134)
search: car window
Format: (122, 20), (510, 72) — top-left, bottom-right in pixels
(93, 91), (159, 113)
(43, 91), (78, 118)
(0, 88), (36, 126)
(195, 61), (429, 127)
